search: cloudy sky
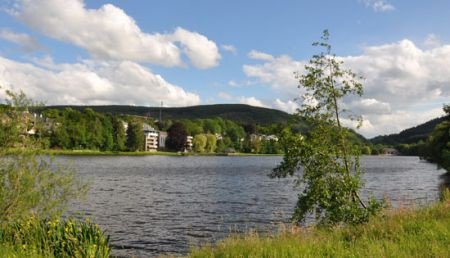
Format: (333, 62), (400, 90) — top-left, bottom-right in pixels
(0, 0), (449, 137)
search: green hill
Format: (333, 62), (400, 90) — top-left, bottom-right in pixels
(38, 104), (292, 125)
(370, 115), (448, 145)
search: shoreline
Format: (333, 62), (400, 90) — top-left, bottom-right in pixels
(3, 149), (283, 157)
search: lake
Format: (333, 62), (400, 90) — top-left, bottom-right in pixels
(61, 155), (446, 257)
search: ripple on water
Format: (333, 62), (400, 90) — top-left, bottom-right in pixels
(64, 155), (445, 258)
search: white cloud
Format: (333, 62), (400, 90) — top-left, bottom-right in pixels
(348, 98), (391, 115)
(248, 50), (275, 61)
(0, 56), (200, 106)
(244, 53), (304, 97)
(221, 44), (237, 55)
(424, 34), (442, 49)
(239, 96), (268, 108)
(0, 28), (42, 52)
(273, 99), (299, 114)
(358, 108), (445, 137)
(243, 39), (450, 137)
(217, 91), (232, 100)
(169, 27), (221, 69)
(11, 0), (220, 68)
(228, 80), (239, 87)
(361, 0), (395, 12)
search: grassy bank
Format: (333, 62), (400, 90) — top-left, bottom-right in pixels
(188, 194), (450, 258)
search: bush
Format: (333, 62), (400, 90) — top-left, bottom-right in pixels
(0, 217), (110, 258)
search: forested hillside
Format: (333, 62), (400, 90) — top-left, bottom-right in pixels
(370, 116), (448, 145)
(37, 104), (291, 125)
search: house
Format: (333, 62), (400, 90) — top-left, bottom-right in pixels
(158, 131), (167, 149)
(185, 136), (193, 152)
(383, 148), (399, 155)
(143, 124), (158, 152)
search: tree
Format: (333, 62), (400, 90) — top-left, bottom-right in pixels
(424, 105), (450, 172)
(126, 120), (144, 151)
(193, 134), (207, 152)
(271, 30), (383, 226)
(0, 89), (87, 221)
(166, 122), (188, 151)
(205, 133), (217, 153)
(112, 117), (126, 151)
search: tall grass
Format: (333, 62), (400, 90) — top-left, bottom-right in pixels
(188, 191), (450, 258)
(0, 217), (110, 258)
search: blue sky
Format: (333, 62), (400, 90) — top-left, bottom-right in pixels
(0, 0), (449, 137)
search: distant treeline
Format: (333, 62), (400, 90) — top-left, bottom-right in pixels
(35, 104), (292, 126)
(29, 107), (288, 154)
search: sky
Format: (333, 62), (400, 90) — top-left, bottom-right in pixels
(0, 0), (449, 137)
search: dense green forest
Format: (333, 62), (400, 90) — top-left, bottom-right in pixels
(421, 105), (450, 173)
(370, 116), (447, 145)
(4, 104), (377, 155)
(23, 107), (288, 154)
(369, 110), (450, 157)
(35, 104), (291, 125)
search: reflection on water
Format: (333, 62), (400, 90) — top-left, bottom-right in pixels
(61, 155), (445, 257)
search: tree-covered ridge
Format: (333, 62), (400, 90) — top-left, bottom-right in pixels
(25, 107), (290, 154)
(370, 116), (448, 145)
(35, 104), (292, 125)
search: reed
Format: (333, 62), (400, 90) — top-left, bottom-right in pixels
(0, 217), (110, 258)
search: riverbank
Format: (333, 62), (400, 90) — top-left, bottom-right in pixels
(3, 148), (283, 157)
(187, 192), (450, 258)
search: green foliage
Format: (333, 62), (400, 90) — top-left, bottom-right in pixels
(112, 116), (126, 151)
(37, 104), (292, 126)
(189, 198), (450, 258)
(423, 105), (450, 172)
(193, 134), (207, 153)
(0, 89), (109, 257)
(272, 30), (382, 226)
(125, 120), (144, 151)
(0, 90), (89, 222)
(0, 154), (88, 222)
(0, 217), (110, 258)
(205, 134), (217, 153)
(166, 122), (188, 151)
(371, 116), (447, 146)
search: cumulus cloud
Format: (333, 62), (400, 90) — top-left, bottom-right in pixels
(424, 34), (442, 49)
(248, 50), (275, 61)
(273, 99), (299, 114)
(0, 28), (42, 52)
(361, 0), (395, 12)
(243, 39), (450, 137)
(244, 53), (304, 97)
(0, 56), (200, 106)
(239, 96), (268, 108)
(10, 0), (220, 68)
(217, 91), (232, 100)
(221, 44), (237, 55)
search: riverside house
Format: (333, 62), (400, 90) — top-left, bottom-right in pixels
(143, 124), (158, 152)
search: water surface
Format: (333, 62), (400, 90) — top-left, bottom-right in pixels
(62, 155), (445, 257)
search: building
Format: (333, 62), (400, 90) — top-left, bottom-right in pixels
(383, 148), (399, 155)
(185, 136), (193, 152)
(158, 131), (167, 149)
(143, 124), (158, 152)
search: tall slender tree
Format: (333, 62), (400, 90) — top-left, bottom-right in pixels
(272, 30), (383, 226)
(126, 120), (144, 151)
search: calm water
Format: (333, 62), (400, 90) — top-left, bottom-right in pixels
(61, 155), (446, 257)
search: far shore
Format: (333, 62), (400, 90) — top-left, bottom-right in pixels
(3, 148), (283, 157)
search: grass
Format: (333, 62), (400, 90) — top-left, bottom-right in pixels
(187, 192), (450, 258)
(0, 217), (110, 258)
